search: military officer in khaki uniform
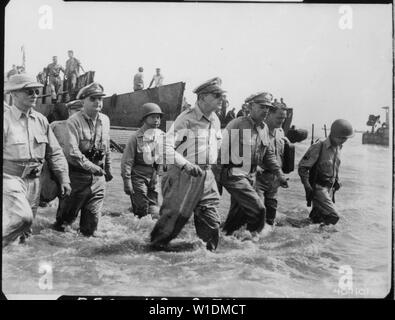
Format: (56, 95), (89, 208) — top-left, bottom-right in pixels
(40, 100), (83, 204)
(53, 82), (112, 236)
(150, 77), (225, 251)
(255, 102), (290, 225)
(121, 103), (164, 218)
(219, 92), (288, 237)
(3, 74), (71, 247)
(298, 119), (354, 225)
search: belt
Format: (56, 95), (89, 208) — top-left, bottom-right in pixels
(223, 164), (257, 174)
(3, 159), (43, 178)
(69, 163), (103, 175)
(317, 180), (334, 189)
(198, 164), (211, 170)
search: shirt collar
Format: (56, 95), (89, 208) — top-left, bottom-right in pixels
(194, 102), (216, 122)
(81, 110), (102, 123)
(324, 137), (342, 150)
(247, 115), (265, 129)
(10, 104), (36, 120)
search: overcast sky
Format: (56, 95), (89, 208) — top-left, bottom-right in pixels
(4, 0), (393, 130)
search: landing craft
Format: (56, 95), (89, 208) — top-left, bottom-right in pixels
(362, 106), (390, 146)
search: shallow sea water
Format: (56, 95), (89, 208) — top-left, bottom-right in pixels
(2, 133), (392, 298)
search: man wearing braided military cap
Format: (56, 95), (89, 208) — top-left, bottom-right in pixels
(219, 91), (288, 239)
(53, 82), (112, 236)
(150, 77), (225, 251)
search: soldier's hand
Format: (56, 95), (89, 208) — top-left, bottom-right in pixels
(105, 170), (113, 182)
(278, 175), (289, 188)
(124, 180), (134, 195)
(94, 166), (105, 176)
(333, 180), (341, 191)
(60, 183), (72, 198)
(304, 183), (314, 201)
(182, 163), (203, 177)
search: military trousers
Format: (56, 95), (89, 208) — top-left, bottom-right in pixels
(150, 165), (220, 251)
(130, 168), (159, 218)
(255, 171), (279, 226)
(49, 76), (62, 100)
(310, 184), (339, 225)
(2, 174), (40, 247)
(220, 168), (266, 235)
(56, 170), (105, 236)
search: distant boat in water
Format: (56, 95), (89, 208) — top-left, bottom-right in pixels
(362, 106), (390, 146)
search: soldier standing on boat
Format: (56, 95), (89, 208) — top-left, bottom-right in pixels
(298, 119), (354, 225)
(150, 77), (225, 251)
(53, 83), (112, 236)
(255, 101), (290, 226)
(3, 74), (71, 247)
(65, 50), (84, 92)
(148, 68), (164, 88)
(133, 67), (145, 91)
(46, 56), (65, 103)
(219, 92), (288, 238)
(121, 103), (164, 218)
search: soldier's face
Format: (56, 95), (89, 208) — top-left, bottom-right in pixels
(205, 92), (224, 111)
(12, 88), (39, 111)
(250, 103), (269, 122)
(331, 136), (348, 146)
(53, 57), (57, 63)
(267, 109), (287, 128)
(144, 114), (161, 128)
(83, 96), (103, 116)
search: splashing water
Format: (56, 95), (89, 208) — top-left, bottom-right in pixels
(2, 133), (391, 298)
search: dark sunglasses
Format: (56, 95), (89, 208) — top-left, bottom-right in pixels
(256, 102), (269, 109)
(211, 93), (224, 99)
(22, 88), (40, 96)
(89, 96), (103, 102)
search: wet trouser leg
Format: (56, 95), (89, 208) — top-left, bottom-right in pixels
(131, 171), (159, 218)
(311, 185), (339, 225)
(56, 172), (105, 235)
(56, 172), (91, 226)
(151, 166), (220, 250)
(2, 174), (39, 247)
(221, 169), (266, 235)
(79, 175), (105, 236)
(193, 170), (221, 251)
(255, 172), (279, 226)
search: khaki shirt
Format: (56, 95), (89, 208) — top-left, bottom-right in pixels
(46, 62), (64, 78)
(3, 104), (70, 184)
(221, 116), (281, 176)
(298, 137), (341, 185)
(165, 103), (222, 168)
(121, 126), (164, 181)
(65, 57), (81, 76)
(262, 127), (287, 171)
(65, 110), (111, 173)
(133, 72), (144, 91)
(50, 120), (68, 150)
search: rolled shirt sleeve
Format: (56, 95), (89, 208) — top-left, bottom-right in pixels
(121, 132), (137, 181)
(45, 121), (70, 185)
(298, 142), (321, 185)
(162, 116), (191, 168)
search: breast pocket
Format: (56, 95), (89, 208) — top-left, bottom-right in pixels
(34, 134), (48, 158)
(319, 160), (334, 176)
(7, 135), (28, 159)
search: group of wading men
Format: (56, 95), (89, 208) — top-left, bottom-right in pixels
(3, 74), (354, 250)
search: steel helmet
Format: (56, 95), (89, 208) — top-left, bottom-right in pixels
(330, 119), (355, 138)
(141, 102), (164, 120)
